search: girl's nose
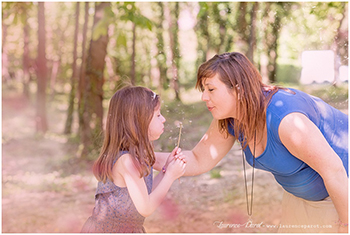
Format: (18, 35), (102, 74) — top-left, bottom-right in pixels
(162, 115), (166, 123)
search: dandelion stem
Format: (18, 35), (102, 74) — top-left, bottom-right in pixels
(177, 123), (183, 147)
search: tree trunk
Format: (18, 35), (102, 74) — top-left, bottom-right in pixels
(268, 15), (281, 83)
(247, 2), (258, 64)
(49, 16), (70, 100)
(49, 59), (60, 100)
(131, 22), (136, 85)
(64, 2), (80, 134)
(36, 2), (48, 133)
(2, 11), (11, 84)
(195, 2), (210, 67)
(80, 2), (110, 158)
(212, 2), (227, 54)
(332, 2), (347, 85)
(166, 2), (180, 101)
(23, 11), (30, 98)
(268, 5), (282, 83)
(259, 2), (271, 84)
(154, 2), (167, 93)
(78, 2), (90, 137)
(237, 2), (248, 42)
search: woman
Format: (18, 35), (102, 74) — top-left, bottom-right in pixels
(155, 52), (348, 233)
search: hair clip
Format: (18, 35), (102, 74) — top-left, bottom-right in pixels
(151, 92), (157, 99)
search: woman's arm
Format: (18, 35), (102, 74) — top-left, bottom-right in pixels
(279, 112), (348, 232)
(155, 119), (236, 176)
(115, 153), (185, 217)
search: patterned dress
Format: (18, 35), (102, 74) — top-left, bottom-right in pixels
(81, 153), (153, 233)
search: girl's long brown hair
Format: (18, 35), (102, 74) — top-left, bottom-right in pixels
(196, 52), (281, 149)
(93, 86), (160, 183)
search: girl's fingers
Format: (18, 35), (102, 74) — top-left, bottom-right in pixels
(171, 146), (179, 156)
(176, 154), (186, 163)
(176, 147), (182, 154)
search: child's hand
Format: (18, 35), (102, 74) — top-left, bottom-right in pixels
(162, 147), (186, 172)
(165, 158), (186, 180)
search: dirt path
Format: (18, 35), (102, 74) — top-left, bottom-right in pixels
(2, 93), (284, 233)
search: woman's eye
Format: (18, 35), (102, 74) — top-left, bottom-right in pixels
(209, 89), (214, 92)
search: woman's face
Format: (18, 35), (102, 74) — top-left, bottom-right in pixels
(201, 74), (238, 120)
(148, 106), (166, 141)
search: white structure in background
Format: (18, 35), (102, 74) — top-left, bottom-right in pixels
(300, 50), (335, 84)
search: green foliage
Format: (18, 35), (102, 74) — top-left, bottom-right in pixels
(299, 84), (348, 108)
(118, 2), (153, 30)
(2, 2), (33, 25)
(276, 64), (302, 84)
(210, 168), (222, 179)
(116, 33), (127, 48)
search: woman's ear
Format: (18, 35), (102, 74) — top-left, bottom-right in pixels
(235, 84), (241, 100)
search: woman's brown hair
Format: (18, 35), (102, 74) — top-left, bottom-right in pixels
(93, 86), (160, 183)
(196, 52), (280, 148)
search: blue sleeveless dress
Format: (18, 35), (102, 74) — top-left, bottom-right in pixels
(81, 152), (153, 233)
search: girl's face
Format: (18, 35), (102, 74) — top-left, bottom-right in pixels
(201, 74), (238, 120)
(148, 106), (166, 141)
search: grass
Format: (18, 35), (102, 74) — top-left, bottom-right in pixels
(210, 168), (222, 179)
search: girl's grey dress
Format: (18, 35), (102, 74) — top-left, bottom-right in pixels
(81, 152), (153, 233)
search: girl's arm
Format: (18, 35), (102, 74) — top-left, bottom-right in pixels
(153, 147), (185, 191)
(115, 153), (185, 217)
(279, 112), (348, 233)
(155, 119), (236, 176)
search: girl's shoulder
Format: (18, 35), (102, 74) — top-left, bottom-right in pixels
(114, 152), (140, 176)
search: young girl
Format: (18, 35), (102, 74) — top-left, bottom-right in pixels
(81, 86), (186, 233)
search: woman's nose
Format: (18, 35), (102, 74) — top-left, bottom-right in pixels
(202, 91), (209, 101)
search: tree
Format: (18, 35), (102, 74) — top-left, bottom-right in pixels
(153, 2), (168, 93)
(80, 2), (111, 158)
(2, 2), (33, 90)
(22, 4), (31, 98)
(117, 2), (153, 85)
(78, 2), (90, 138)
(64, 2), (80, 134)
(2, 4), (11, 84)
(195, 2), (210, 68)
(165, 2), (181, 101)
(36, 2), (48, 133)
(47, 3), (73, 100)
(246, 2), (259, 63)
(262, 2), (292, 83)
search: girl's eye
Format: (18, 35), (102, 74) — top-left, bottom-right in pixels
(209, 88), (214, 92)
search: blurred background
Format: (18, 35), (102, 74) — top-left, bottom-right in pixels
(2, 2), (348, 233)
